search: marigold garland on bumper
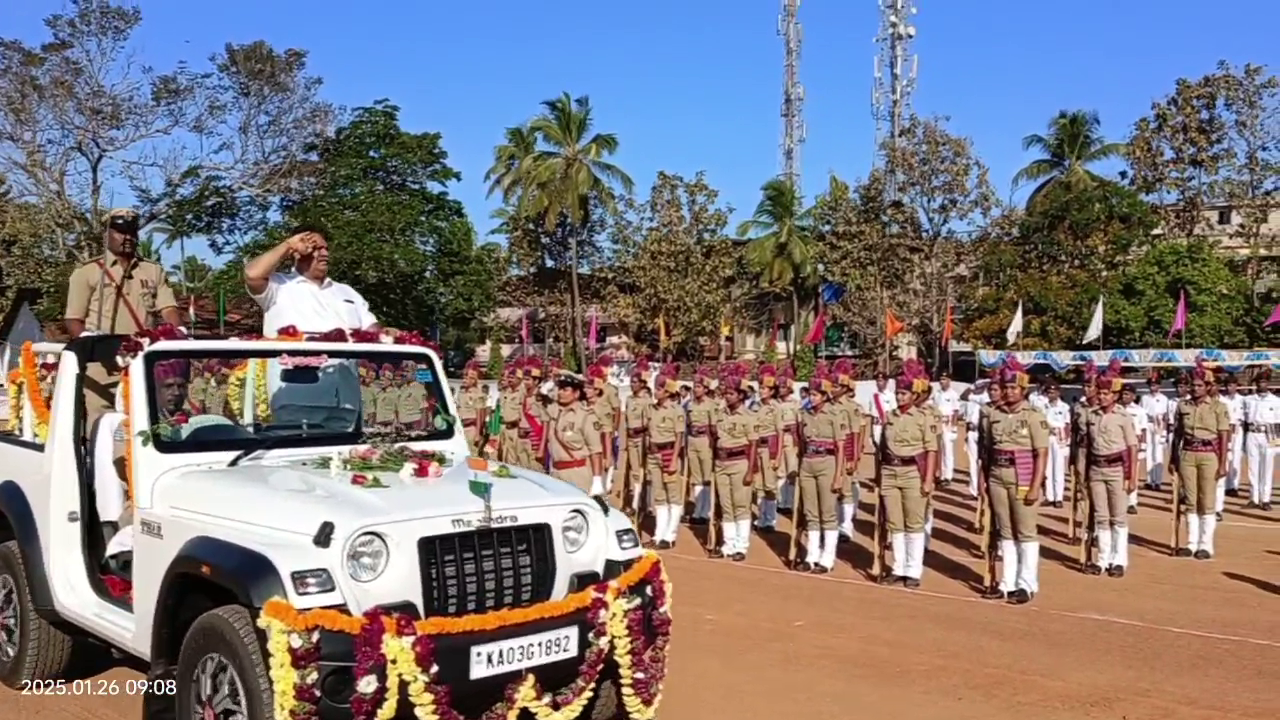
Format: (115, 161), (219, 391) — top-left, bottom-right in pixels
(256, 552), (671, 720)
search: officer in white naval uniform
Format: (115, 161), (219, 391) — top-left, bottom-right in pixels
(1140, 374), (1171, 491)
(963, 380), (991, 499)
(1120, 385), (1149, 514)
(1042, 380), (1072, 508)
(868, 370), (897, 446)
(1244, 370), (1280, 511)
(1219, 375), (1245, 513)
(932, 370), (962, 487)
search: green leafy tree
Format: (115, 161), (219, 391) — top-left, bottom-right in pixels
(607, 172), (740, 359)
(965, 180), (1156, 348)
(1012, 110), (1126, 208)
(274, 100), (496, 347)
(736, 177), (816, 357)
(1108, 240), (1252, 348)
(503, 93), (634, 366)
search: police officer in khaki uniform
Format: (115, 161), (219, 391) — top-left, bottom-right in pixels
(497, 365), (524, 463)
(914, 381), (943, 545)
(646, 365), (686, 549)
(686, 367), (718, 525)
(796, 363), (848, 574)
(374, 363), (399, 431)
(830, 359), (865, 541)
(712, 367), (758, 561)
(585, 363), (616, 494)
(620, 359), (653, 515)
(65, 208), (183, 432)
(397, 361), (426, 430)
(1172, 360), (1231, 559)
(776, 365), (802, 515)
(753, 364), (785, 532)
(1083, 366), (1139, 577)
(519, 358), (547, 471)
(455, 360), (487, 451)
(985, 357), (1050, 604)
(878, 360), (937, 588)
(544, 373), (605, 494)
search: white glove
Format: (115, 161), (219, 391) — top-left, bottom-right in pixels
(605, 467), (615, 491)
(589, 476), (604, 496)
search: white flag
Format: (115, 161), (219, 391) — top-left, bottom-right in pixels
(1005, 300), (1024, 346)
(1082, 296), (1104, 345)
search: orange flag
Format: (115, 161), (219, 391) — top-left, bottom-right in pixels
(942, 302), (954, 346)
(886, 309), (905, 339)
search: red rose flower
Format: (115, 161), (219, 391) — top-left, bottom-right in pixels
(171, 413), (189, 426)
(351, 473), (369, 486)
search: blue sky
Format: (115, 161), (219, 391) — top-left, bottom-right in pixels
(4, 0), (1279, 262)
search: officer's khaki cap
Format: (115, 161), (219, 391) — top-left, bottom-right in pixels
(103, 207), (139, 222)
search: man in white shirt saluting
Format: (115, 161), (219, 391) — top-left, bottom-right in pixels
(245, 226), (387, 337)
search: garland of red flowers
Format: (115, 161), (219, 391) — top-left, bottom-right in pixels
(259, 553), (671, 720)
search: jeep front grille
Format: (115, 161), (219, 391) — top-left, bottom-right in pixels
(417, 524), (555, 617)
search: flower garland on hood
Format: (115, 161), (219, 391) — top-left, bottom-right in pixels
(256, 552), (671, 720)
(7, 342), (55, 442)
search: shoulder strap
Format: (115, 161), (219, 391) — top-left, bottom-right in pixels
(96, 260), (146, 330)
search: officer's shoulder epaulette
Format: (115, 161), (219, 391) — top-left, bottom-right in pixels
(78, 254), (104, 267)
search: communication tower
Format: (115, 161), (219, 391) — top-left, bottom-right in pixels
(778, 0), (806, 193)
(872, 0), (919, 198)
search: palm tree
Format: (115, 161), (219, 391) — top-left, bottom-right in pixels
(1012, 109), (1126, 208)
(483, 124), (539, 205)
(512, 93), (634, 366)
(736, 177), (817, 355)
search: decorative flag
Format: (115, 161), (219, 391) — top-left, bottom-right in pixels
(803, 310), (826, 345)
(587, 308), (598, 350)
(821, 282), (846, 305)
(1265, 302), (1280, 328)
(886, 309), (905, 339)
(1005, 301), (1024, 346)
(941, 303), (954, 346)
(466, 456), (492, 502)
(658, 316), (667, 347)
(1167, 289), (1187, 340)
(1082, 296), (1104, 344)
(520, 309), (530, 345)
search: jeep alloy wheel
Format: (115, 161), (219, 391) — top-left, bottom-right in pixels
(189, 652), (248, 719)
(0, 575), (18, 663)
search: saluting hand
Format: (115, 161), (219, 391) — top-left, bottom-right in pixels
(285, 232), (319, 257)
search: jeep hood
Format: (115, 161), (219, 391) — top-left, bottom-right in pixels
(152, 459), (592, 536)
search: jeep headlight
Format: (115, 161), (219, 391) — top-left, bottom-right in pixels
(561, 511), (589, 554)
(346, 533), (389, 582)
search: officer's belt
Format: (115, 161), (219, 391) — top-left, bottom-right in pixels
(461, 418), (477, 427)
(553, 458), (587, 470)
(716, 446), (749, 461)
(627, 428), (645, 438)
(756, 435), (775, 447)
(879, 453), (917, 467)
(1088, 451), (1125, 468)
(688, 425), (709, 436)
(803, 442), (835, 458)
(650, 440), (675, 451)
(1183, 438), (1217, 452)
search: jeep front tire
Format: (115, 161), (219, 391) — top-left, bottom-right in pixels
(175, 606), (274, 719)
(0, 539), (76, 687)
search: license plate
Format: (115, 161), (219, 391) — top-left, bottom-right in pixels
(469, 626), (580, 680)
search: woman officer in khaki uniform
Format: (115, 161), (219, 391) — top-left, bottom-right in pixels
(877, 360), (937, 588)
(753, 364), (785, 532)
(796, 362), (848, 574)
(1172, 359), (1231, 559)
(645, 364), (687, 549)
(712, 365), (759, 561)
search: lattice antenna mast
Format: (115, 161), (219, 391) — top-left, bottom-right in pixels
(872, 0), (919, 199)
(778, 0), (806, 193)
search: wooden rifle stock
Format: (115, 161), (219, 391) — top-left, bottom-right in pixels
(1168, 465), (1182, 555)
(705, 455), (719, 554)
(787, 475), (803, 567)
(979, 490), (995, 590)
(1077, 475), (1094, 569)
(1068, 466), (1080, 544)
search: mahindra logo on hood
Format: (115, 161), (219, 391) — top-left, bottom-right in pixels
(452, 515), (519, 529)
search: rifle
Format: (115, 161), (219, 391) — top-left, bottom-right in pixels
(1068, 466), (1080, 544)
(786, 473), (804, 567)
(1168, 465), (1183, 555)
(870, 433), (886, 578)
(1077, 475), (1095, 569)
(979, 490), (995, 589)
(705, 458), (719, 553)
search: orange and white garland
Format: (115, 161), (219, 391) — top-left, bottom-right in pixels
(6, 342), (54, 442)
(257, 553), (672, 720)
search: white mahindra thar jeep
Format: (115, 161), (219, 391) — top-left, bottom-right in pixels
(0, 335), (651, 719)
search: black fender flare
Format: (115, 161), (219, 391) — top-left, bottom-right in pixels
(150, 536), (287, 662)
(0, 479), (57, 617)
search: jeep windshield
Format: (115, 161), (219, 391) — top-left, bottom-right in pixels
(142, 346), (455, 454)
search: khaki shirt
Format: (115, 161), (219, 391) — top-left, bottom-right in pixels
(187, 376), (208, 413)
(1087, 407), (1138, 456)
(884, 406), (938, 457)
(1072, 401), (1096, 444)
(1177, 398), (1230, 441)
(455, 385), (484, 422)
(375, 386), (400, 425)
(713, 405), (757, 451)
(991, 403), (1050, 451)
(547, 403), (603, 462)
(498, 386), (524, 427)
(398, 384), (426, 424)
(589, 399), (617, 439)
(801, 405), (849, 446)
(687, 397), (717, 434)
(205, 381), (228, 418)
(65, 255), (177, 333)
(753, 400), (785, 439)
(646, 401), (685, 444)
(777, 397), (801, 430)
(834, 396), (864, 437)
(361, 385), (377, 421)
(624, 395), (651, 441)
